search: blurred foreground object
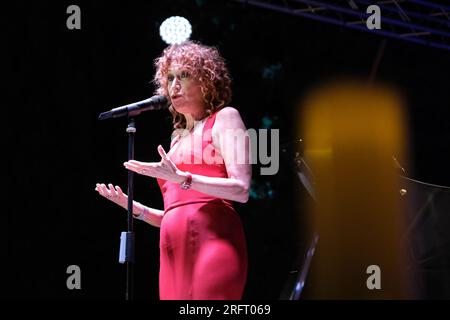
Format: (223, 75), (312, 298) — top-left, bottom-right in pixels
(299, 80), (412, 299)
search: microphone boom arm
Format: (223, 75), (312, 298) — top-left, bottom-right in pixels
(98, 95), (168, 120)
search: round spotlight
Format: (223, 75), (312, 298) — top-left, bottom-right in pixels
(159, 16), (192, 45)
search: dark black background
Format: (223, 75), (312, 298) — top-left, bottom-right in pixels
(5, 0), (450, 299)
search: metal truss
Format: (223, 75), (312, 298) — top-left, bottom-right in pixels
(232, 0), (450, 51)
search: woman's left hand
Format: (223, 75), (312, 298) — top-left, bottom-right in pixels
(123, 145), (184, 183)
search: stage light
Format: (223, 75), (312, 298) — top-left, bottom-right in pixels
(159, 16), (192, 45)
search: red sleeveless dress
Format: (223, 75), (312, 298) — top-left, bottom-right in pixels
(156, 111), (248, 300)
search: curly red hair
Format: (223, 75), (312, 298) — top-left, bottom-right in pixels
(153, 41), (232, 133)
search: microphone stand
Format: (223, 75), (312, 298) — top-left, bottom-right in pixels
(118, 118), (136, 300)
(279, 139), (319, 299)
(99, 96), (168, 300)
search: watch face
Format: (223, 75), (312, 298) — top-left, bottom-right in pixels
(181, 182), (190, 190)
(180, 172), (192, 190)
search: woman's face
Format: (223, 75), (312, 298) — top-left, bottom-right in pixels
(167, 62), (205, 115)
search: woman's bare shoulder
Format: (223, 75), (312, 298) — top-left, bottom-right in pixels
(212, 107), (246, 148)
(216, 106), (241, 117)
(214, 106), (243, 127)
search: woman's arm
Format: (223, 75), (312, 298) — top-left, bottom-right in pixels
(123, 107), (252, 203)
(95, 183), (164, 228)
(177, 172), (250, 203)
(135, 203), (164, 228)
(176, 107), (252, 203)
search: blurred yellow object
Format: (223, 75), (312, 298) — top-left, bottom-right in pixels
(299, 81), (411, 299)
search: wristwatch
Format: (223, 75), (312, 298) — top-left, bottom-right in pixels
(180, 171), (193, 190)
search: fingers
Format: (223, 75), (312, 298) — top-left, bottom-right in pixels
(116, 185), (124, 197)
(108, 183), (115, 196)
(126, 160), (143, 166)
(123, 161), (160, 177)
(123, 160), (143, 173)
(158, 145), (168, 160)
(158, 145), (178, 172)
(96, 183), (105, 196)
(158, 145), (177, 171)
(99, 183), (108, 195)
(124, 163), (143, 176)
(100, 184), (109, 197)
(95, 183), (121, 201)
(124, 160), (159, 167)
(123, 162), (140, 171)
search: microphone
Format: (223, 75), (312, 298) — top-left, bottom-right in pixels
(98, 95), (168, 120)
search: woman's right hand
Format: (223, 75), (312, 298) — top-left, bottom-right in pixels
(95, 183), (127, 208)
